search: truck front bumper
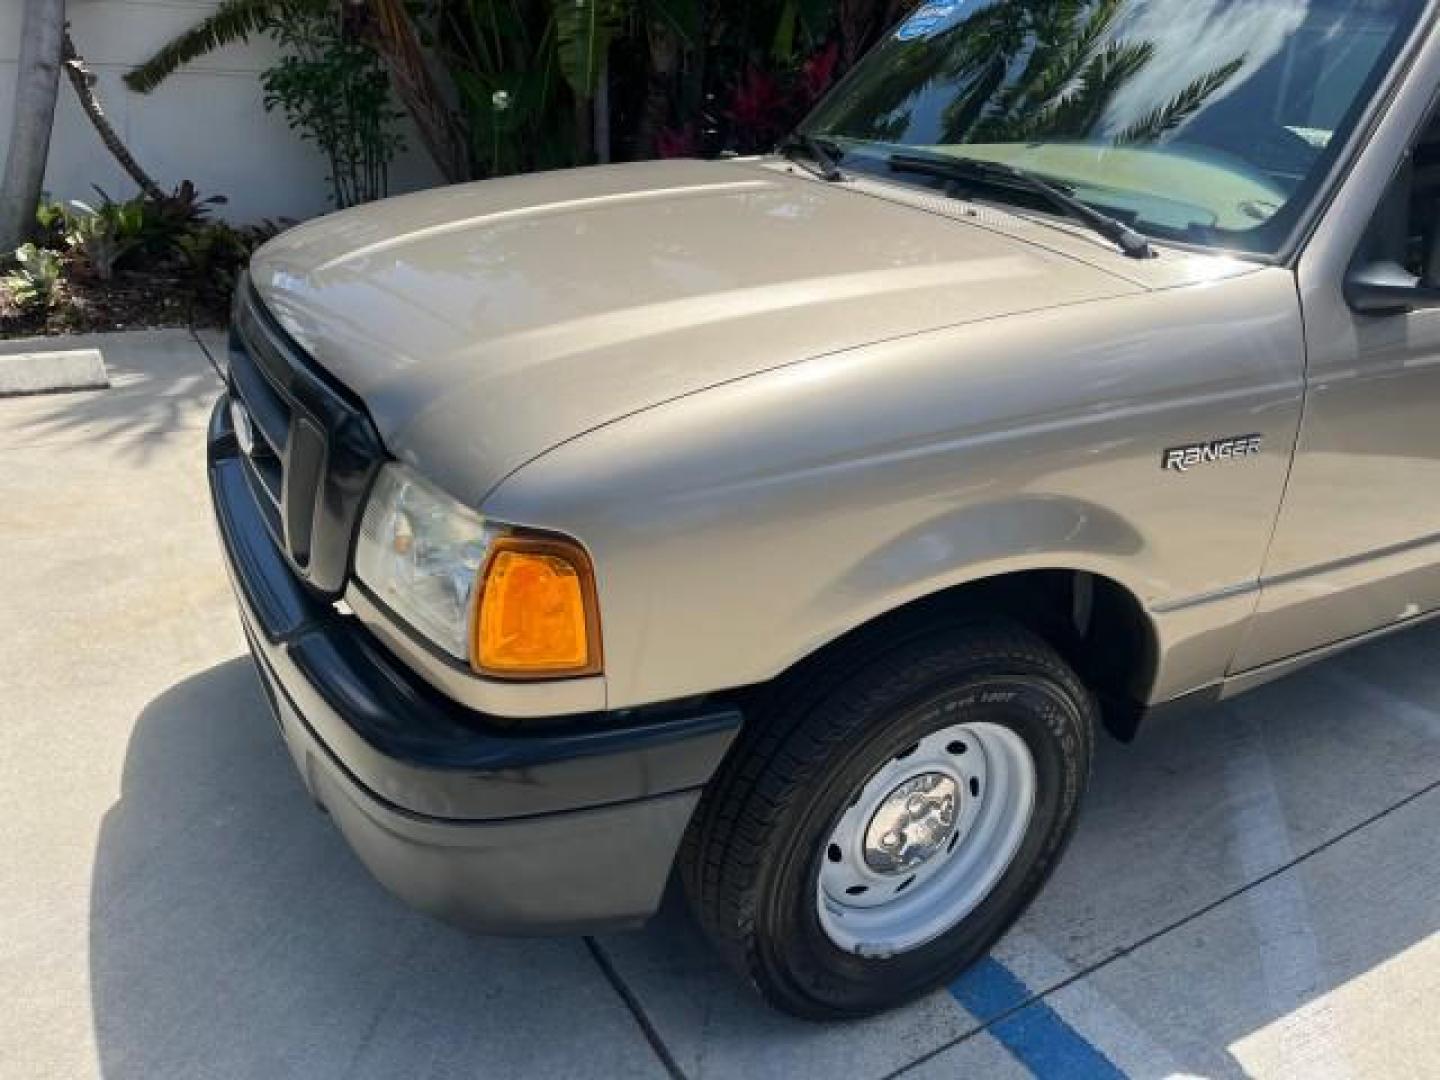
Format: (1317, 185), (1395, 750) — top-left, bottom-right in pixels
(207, 394), (741, 934)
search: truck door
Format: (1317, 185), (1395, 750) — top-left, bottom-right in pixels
(1237, 41), (1440, 671)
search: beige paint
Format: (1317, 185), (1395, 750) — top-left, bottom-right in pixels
(244, 86), (1439, 717)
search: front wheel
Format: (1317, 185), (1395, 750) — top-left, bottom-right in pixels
(680, 622), (1096, 1019)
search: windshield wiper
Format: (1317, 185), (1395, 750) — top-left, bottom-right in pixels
(886, 151), (1153, 259)
(779, 134), (846, 182)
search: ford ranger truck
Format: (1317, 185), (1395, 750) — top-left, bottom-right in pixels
(208, 0), (1440, 1018)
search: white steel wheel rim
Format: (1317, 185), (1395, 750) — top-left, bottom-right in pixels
(816, 721), (1037, 958)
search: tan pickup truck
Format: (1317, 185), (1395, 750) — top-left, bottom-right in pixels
(210, 0), (1440, 1018)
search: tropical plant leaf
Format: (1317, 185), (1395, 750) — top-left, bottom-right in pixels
(640, 0), (701, 46)
(772, 0), (800, 63)
(939, 53), (1008, 142)
(1114, 56), (1247, 145)
(123, 0), (324, 93)
(1039, 38), (1155, 137)
(994, 0), (1084, 114)
(962, 0), (1132, 142)
(769, 0), (831, 61)
(1049, 0), (1124, 86)
(2, 244), (64, 311)
(550, 0), (627, 99)
(997, 0), (1121, 122)
(793, 0), (834, 46)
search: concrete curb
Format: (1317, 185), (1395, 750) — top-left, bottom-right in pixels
(0, 346), (110, 398)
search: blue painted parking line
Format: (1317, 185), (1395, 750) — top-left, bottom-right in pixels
(949, 958), (1126, 1079)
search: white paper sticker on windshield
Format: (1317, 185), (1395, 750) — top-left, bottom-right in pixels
(894, 1), (966, 41)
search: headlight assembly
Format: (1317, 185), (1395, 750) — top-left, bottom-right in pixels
(355, 464), (601, 678)
(355, 464), (495, 660)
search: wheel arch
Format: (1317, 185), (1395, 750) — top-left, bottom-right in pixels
(764, 568), (1159, 743)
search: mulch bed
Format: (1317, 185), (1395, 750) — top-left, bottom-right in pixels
(0, 271), (230, 338)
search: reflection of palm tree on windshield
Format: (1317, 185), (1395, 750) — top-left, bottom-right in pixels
(859, 0), (1247, 148)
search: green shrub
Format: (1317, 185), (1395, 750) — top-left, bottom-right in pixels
(34, 198), (69, 249)
(2, 244), (64, 311)
(3, 176), (288, 332)
(176, 216), (293, 296)
(64, 197), (146, 281)
(175, 221), (249, 292)
(138, 181), (229, 256)
(262, 9), (405, 207)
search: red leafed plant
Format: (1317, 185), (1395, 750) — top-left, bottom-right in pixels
(725, 65), (792, 152)
(720, 40), (843, 155)
(800, 41), (842, 107)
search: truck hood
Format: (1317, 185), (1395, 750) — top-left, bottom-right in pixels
(250, 158), (1146, 504)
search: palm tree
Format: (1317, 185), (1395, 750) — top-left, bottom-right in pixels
(0, 0), (66, 253)
(818, 0), (1244, 154)
(63, 33), (165, 201)
(124, 0), (316, 94)
(125, 0), (684, 177)
(938, 0), (1244, 147)
(366, 0), (467, 182)
(125, 0), (467, 183)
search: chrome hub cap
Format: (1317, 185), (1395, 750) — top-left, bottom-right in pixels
(862, 773), (959, 874)
(817, 721), (1037, 958)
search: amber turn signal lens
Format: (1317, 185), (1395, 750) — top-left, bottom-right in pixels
(472, 536), (601, 678)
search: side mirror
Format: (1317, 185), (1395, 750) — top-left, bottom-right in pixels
(1344, 260), (1440, 314)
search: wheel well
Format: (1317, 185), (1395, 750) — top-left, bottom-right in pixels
(773, 571), (1158, 742)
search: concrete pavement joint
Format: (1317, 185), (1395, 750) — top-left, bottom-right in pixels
(882, 770), (1440, 1080)
(336, 928), (430, 1077)
(1223, 707), (1353, 1078)
(995, 931), (1189, 1076)
(189, 327), (227, 382)
(584, 936), (689, 1080)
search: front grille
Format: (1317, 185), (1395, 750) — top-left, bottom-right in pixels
(227, 280), (384, 596)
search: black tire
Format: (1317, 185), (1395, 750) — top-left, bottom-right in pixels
(679, 620), (1096, 1020)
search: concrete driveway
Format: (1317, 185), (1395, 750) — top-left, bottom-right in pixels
(2, 330), (1437, 1080)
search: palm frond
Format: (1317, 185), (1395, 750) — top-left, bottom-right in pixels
(641, 0), (701, 47)
(124, 0), (322, 93)
(1114, 56), (1246, 146)
(1044, 38), (1154, 136)
(939, 53), (1008, 142)
(986, 0), (1128, 139)
(998, 0), (1084, 113)
(1031, 0), (1122, 104)
(1070, 0), (1125, 64)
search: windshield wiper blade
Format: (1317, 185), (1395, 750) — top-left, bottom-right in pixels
(779, 134), (846, 182)
(887, 151), (1153, 259)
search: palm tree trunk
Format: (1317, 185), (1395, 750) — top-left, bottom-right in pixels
(635, 22), (678, 158)
(594, 54), (611, 164)
(574, 93), (595, 164)
(0, 0), (65, 253)
(364, 0), (468, 183)
(62, 32), (166, 201)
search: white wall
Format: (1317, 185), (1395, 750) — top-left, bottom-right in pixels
(0, 0), (444, 224)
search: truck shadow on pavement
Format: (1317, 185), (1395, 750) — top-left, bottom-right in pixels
(93, 627), (1440, 1079)
(1, 331), (221, 463)
(88, 659), (679, 1080)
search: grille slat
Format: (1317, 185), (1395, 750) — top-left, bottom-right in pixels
(228, 333), (289, 458)
(239, 446), (284, 536)
(226, 280), (383, 596)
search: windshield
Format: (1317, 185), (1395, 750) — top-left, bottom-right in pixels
(804, 0), (1425, 255)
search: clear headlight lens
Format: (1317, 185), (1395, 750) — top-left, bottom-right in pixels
(355, 464), (496, 659)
